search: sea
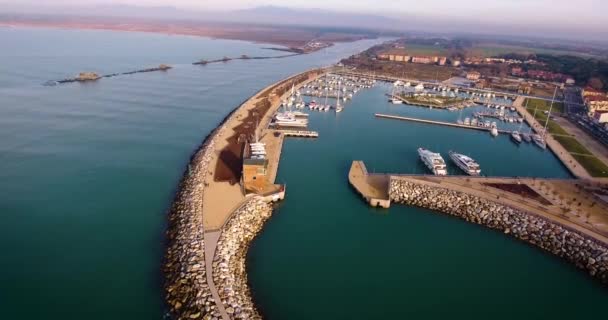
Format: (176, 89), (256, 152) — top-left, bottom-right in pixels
(0, 26), (605, 320)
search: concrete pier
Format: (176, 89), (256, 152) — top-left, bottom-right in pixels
(375, 113), (511, 134)
(276, 129), (319, 138)
(348, 161), (391, 208)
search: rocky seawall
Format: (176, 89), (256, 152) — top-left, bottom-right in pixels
(163, 134), (219, 319)
(389, 178), (608, 285)
(213, 198), (274, 319)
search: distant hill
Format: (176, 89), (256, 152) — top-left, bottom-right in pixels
(0, 4), (402, 32)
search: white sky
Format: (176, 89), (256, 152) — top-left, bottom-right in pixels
(2, 0), (607, 36)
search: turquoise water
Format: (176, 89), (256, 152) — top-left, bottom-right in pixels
(0, 27), (381, 319)
(0, 26), (605, 320)
(246, 84), (607, 319)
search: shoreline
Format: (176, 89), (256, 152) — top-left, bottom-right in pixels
(0, 21), (349, 54)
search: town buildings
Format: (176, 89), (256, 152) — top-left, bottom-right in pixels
(376, 49), (447, 66)
(583, 87), (608, 117)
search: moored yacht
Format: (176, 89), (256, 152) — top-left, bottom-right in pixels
(490, 123), (499, 137)
(511, 131), (522, 144)
(533, 134), (547, 149)
(449, 151), (481, 176)
(418, 148), (448, 175)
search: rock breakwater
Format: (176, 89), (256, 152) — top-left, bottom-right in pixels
(213, 198), (273, 319)
(164, 134), (219, 319)
(389, 178), (608, 285)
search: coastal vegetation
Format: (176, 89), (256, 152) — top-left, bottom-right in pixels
(572, 155), (608, 177)
(529, 112), (569, 136)
(524, 98), (565, 114)
(553, 135), (594, 155)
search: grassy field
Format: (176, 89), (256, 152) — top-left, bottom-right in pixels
(572, 154), (608, 177)
(470, 43), (602, 59)
(529, 112), (570, 136)
(524, 98), (565, 114)
(553, 135), (592, 155)
(403, 44), (447, 56)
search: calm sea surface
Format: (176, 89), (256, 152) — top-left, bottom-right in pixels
(0, 27), (605, 320)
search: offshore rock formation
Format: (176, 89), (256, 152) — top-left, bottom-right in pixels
(389, 178), (608, 285)
(213, 198), (273, 320)
(164, 136), (219, 319)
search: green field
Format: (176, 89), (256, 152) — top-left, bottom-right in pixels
(572, 154), (608, 177)
(470, 43), (602, 59)
(403, 44), (447, 56)
(553, 135), (592, 155)
(525, 98), (564, 114)
(529, 112), (569, 136)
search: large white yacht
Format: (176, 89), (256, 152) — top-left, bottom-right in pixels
(449, 151), (481, 176)
(418, 148), (448, 175)
(274, 113), (308, 127)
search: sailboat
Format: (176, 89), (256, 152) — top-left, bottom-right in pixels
(390, 81), (403, 104)
(519, 99), (532, 142)
(534, 86), (558, 149)
(323, 79), (331, 112)
(456, 107), (464, 125)
(336, 80), (343, 113)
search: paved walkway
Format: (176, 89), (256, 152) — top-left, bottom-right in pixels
(203, 231), (230, 320)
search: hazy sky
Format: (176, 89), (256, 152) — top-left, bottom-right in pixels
(2, 0), (607, 38)
(4, 0), (606, 18)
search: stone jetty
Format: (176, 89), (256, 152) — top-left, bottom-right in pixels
(163, 134), (219, 319)
(212, 198), (273, 319)
(389, 178), (608, 284)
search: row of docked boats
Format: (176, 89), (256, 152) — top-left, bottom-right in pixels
(510, 130), (547, 149)
(418, 148), (481, 176)
(272, 74), (376, 127)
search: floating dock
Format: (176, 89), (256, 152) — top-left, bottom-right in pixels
(276, 130), (319, 138)
(375, 113), (512, 134)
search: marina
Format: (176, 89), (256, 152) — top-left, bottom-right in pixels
(4, 26), (608, 320)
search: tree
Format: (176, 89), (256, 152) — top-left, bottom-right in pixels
(588, 77), (604, 90)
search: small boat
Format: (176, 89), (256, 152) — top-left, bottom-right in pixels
(449, 151), (481, 176)
(533, 134), (547, 149)
(336, 106), (343, 113)
(511, 131), (522, 144)
(464, 117), (471, 125)
(522, 133), (532, 143)
(490, 127), (499, 137)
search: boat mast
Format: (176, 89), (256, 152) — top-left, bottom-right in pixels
(336, 80), (341, 108)
(543, 86), (558, 138)
(520, 98), (529, 132)
(324, 76), (329, 107)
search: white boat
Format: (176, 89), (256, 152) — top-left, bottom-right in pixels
(522, 133), (532, 143)
(414, 83), (425, 92)
(449, 151), (481, 176)
(533, 134), (547, 149)
(291, 111), (309, 118)
(274, 112), (308, 127)
(464, 117), (471, 125)
(336, 106), (343, 113)
(418, 148), (448, 175)
(511, 131), (522, 144)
